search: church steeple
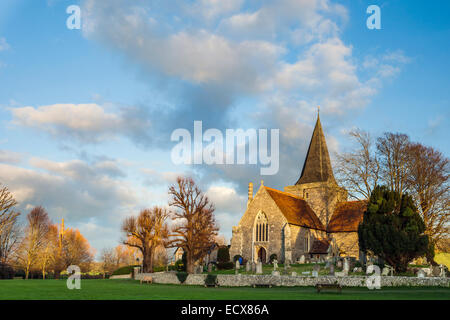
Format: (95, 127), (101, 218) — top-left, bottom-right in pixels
(296, 108), (336, 185)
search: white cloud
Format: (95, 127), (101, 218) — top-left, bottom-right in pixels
(10, 103), (154, 144)
(0, 149), (23, 164)
(0, 37), (9, 51)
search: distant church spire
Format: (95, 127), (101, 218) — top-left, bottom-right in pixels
(296, 109), (336, 185)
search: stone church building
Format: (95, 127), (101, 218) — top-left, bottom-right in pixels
(229, 113), (367, 263)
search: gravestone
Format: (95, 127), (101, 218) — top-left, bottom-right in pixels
(336, 260), (343, 269)
(251, 262), (256, 273)
(381, 267), (390, 276)
(207, 263), (212, 273)
(272, 259), (278, 271)
(291, 271), (297, 277)
(343, 258), (349, 273)
(312, 264), (320, 277)
(246, 261), (251, 272)
(417, 269), (425, 278)
(256, 261), (263, 274)
(422, 268), (431, 277)
(285, 259), (291, 268)
(432, 265), (441, 277)
(329, 264), (335, 276)
(271, 270), (280, 276)
(299, 255), (305, 264)
(439, 264), (446, 278)
(235, 260), (240, 270)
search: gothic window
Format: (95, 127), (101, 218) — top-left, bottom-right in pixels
(255, 212), (268, 242)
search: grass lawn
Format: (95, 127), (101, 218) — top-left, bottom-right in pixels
(0, 279), (449, 300)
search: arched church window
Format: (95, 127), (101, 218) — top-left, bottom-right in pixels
(255, 212), (268, 242)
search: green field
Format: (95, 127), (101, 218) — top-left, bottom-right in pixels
(0, 279), (449, 300)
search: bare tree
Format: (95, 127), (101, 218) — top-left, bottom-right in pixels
(168, 177), (219, 274)
(0, 185), (20, 264)
(377, 132), (410, 199)
(335, 129), (380, 199)
(407, 142), (449, 255)
(38, 224), (58, 279)
(100, 247), (117, 277)
(18, 206), (51, 279)
(0, 212), (21, 265)
(122, 207), (170, 273)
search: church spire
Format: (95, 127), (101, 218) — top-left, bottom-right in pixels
(296, 109), (336, 185)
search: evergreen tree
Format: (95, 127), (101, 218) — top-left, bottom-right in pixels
(358, 186), (430, 272)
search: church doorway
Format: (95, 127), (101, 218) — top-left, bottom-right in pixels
(257, 247), (266, 263)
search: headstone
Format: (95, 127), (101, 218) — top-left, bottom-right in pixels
(285, 259), (291, 269)
(291, 271), (297, 277)
(343, 258), (349, 273)
(299, 255), (305, 264)
(301, 271), (311, 275)
(417, 269), (425, 278)
(337, 260), (343, 269)
(251, 262), (256, 273)
(271, 270), (280, 276)
(439, 264), (446, 278)
(312, 270), (318, 277)
(207, 263), (212, 273)
(246, 261), (251, 272)
(235, 260), (240, 270)
(431, 266), (441, 277)
(422, 268), (431, 277)
(432, 265), (441, 277)
(381, 267), (390, 276)
(325, 261), (330, 269)
(329, 264), (335, 276)
(256, 261), (263, 274)
(272, 259), (278, 270)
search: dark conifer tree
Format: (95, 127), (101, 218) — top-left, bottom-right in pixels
(358, 186), (430, 272)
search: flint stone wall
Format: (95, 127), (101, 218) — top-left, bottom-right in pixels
(135, 272), (449, 287)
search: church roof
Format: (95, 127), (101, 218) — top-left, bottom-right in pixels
(264, 187), (326, 231)
(327, 200), (367, 233)
(296, 114), (336, 185)
(309, 239), (330, 254)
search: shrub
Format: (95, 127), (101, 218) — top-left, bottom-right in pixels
(176, 272), (188, 283)
(112, 265), (139, 276)
(0, 264), (14, 279)
(175, 259), (185, 271)
(205, 274), (218, 286)
(217, 261), (234, 270)
(217, 246), (230, 263)
(233, 255), (243, 264)
(269, 254), (277, 263)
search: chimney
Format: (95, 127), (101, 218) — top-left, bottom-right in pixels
(247, 182), (253, 207)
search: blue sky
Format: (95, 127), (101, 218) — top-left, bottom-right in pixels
(0, 0), (448, 256)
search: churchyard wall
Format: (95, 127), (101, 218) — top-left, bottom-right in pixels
(135, 272), (449, 287)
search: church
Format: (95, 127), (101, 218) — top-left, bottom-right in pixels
(229, 113), (367, 263)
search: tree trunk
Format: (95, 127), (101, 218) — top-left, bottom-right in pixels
(142, 248), (153, 273)
(186, 250), (195, 274)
